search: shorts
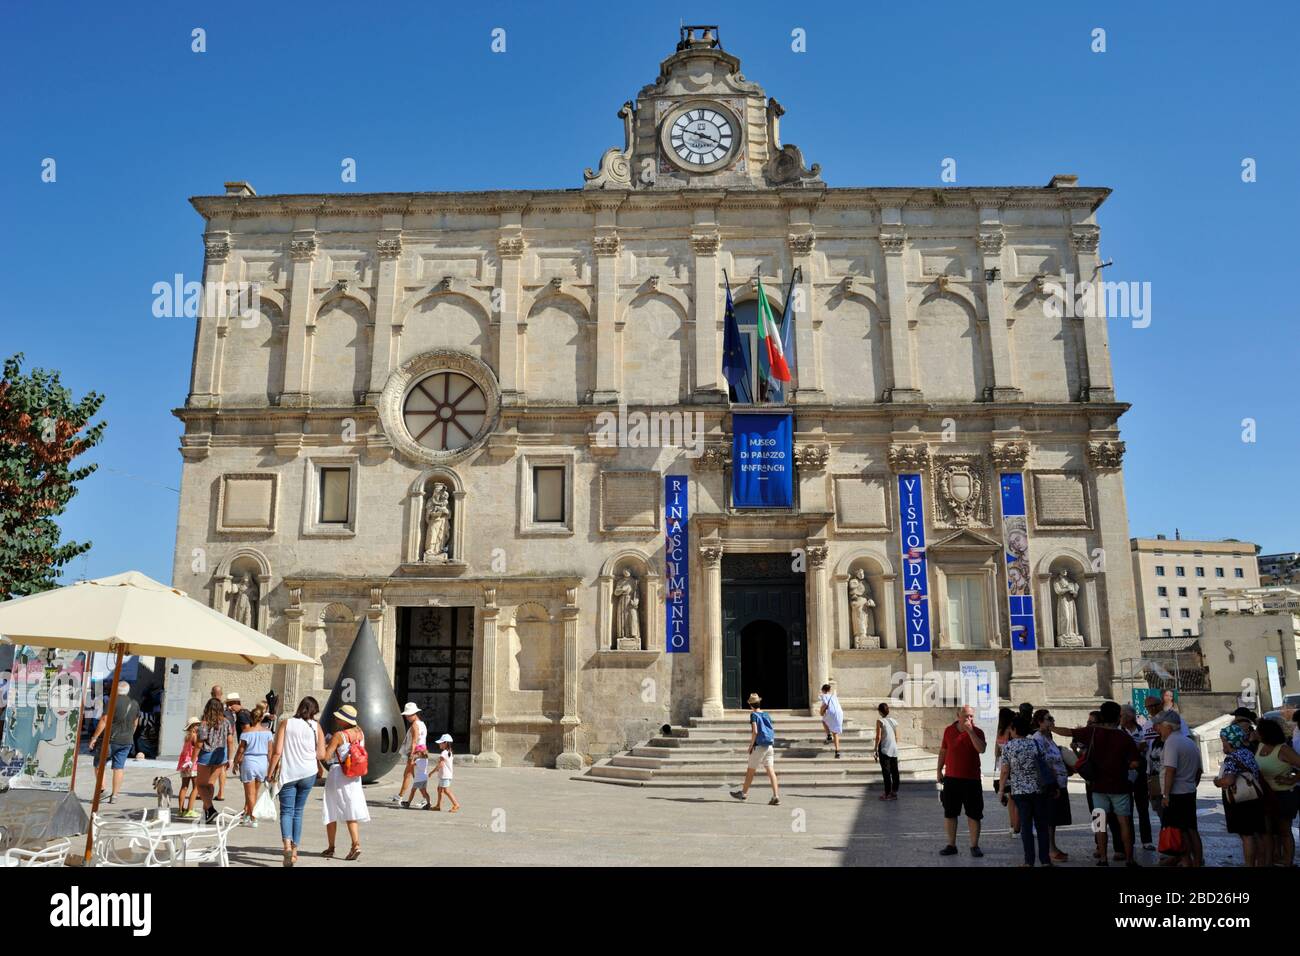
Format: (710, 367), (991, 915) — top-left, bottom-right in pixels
(1163, 792), (1197, 831)
(240, 755), (268, 783)
(96, 743), (132, 771)
(747, 745), (775, 771)
(941, 777), (983, 820)
(1090, 791), (1132, 817)
(438, 777), (453, 788)
(1272, 788), (1298, 824)
(197, 747), (227, 767)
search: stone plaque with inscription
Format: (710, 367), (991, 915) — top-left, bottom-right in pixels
(1033, 473), (1088, 527)
(834, 475), (889, 530)
(218, 474), (277, 532)
(600, 471), (659, 533)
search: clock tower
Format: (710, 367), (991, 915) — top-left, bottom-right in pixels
(584, 25), (823, 191)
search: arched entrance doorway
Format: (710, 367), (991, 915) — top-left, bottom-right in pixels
(721, 553), (808, 710)
(740, 620), (792, 708)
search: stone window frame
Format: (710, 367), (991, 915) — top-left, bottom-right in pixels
(1028, 469), (1093, 532)
(517, 451), (575, 537)
(830, 471), (894, 535)
(302, 455), (359, 538)
(215, 473), (279, 535)
(597, 469), (662, 536)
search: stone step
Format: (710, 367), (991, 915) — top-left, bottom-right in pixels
(688, 716), (853, 729)
(609, 753), (933, 771)
(631, 743), (930, 760)
(648, 736), (881, 749)
(581, 760), (934, 787)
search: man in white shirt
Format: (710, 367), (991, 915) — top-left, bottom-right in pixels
(1157, 713), (1203, 867)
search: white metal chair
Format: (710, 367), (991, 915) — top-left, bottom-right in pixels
(4, 838), (72, 867)
(91, 815), (176, 867)
(179, 809), (241, 867)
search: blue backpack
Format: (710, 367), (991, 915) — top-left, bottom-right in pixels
(752, 711), (775, 746)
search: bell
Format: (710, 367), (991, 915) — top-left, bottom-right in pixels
(321, 618), (404, 783)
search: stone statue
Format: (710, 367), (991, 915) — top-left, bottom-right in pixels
(231, 572), (256, 628)
(613, 569), (641, 649)
(1053, 569), (1085, 648)
(422, 482), (452, 562)
(848, 569), (879, 649)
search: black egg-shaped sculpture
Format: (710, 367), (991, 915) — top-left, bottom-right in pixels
(321, 617), (404, 783)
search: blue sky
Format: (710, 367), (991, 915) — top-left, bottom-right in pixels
(2, 1), (1297, 584)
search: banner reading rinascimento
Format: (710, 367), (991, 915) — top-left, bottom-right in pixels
(665, 475), (690, 653)
(0, 646), (87, 790)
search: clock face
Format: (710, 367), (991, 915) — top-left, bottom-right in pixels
(663, 103), (738, 172)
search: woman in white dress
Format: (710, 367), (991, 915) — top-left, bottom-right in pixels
(321, 703), (370, 861)
(819, 683), (844, 759)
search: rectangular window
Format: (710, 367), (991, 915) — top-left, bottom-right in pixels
(1177, 587), (1187, 597)
(1215, 567), (1225, 578)
(1182, 628), (1192, 636)
(533, 466), (566, 523)
(318, 468), (350, 524)
(1195, 567), (1205, 577)
(1162, 629), (1172, 637)
(1175, 566), (1185, 577)
(1234, 568), (1244, 578)
(1160, 608), (1170, 618)
(1179, 608), (1190, 618)
(1155, 566), (1165, 577)
(1157, 586), (1167, 597)
(945, 575), (988, 649)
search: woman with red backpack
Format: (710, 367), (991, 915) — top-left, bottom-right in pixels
(322, 703), (370, 860)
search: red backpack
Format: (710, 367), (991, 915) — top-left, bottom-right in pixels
(341, 728), (368, 778)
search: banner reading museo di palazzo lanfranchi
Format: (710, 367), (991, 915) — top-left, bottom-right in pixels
(0, 646), (87, 790)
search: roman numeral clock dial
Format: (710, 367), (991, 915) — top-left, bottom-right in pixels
(660, 102), (740, 174)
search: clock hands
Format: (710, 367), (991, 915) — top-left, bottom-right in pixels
(681, 127), (721, 148)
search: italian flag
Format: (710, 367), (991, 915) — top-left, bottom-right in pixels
(756, 277), (792, 385)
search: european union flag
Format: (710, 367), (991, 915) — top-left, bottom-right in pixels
(721, 273), (753, 404)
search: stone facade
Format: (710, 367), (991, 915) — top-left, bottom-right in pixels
(169, 30), (1141, 765)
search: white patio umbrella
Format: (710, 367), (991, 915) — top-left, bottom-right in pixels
(0, 571), (316, 862)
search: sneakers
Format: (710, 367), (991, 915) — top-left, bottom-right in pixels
(768, 797), (780, 806)
(204, 808), (218, 825)
(834, 751), (841, 759)
(939, 845), (959, 856)
(824, 734), (832, 744)
(970, 846), (984, 858)
(729, 790), (748, 801)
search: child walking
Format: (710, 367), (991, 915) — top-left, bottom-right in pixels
(176, 716), (201, 818)
(411, 746), (433, 809)
(820, 682), (844, 758)
(432, 734), (460, 812)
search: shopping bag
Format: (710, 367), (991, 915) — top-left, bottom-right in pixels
(1157, 825), (1184, 856)
(252, 780), (279, 822)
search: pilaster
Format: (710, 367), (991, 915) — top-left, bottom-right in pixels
(367, 223), (403, 401)
(880, 219), (922, 402)
(977, 220), (1022, 402)
(700, 544), (724, 717)
(280, 229), (318, 407)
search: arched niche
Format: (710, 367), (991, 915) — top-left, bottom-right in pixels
(1035, 547), (1100, 649)
(404, 467), (467, 565)
(398, 290), (493, 372)
(914, 289), (989, 402)
(505, 602), (560, 715)
(219, 298), (286, 406)
(309, 295), (372, 405)
(620, 293), (690, 405)
(597, 550), (662, 651)
(832, 549), (896, 649)
(522, 295), (593, 402)
(821, 290), (886, 403)
(317, 602), (356, 690)
(212, 549), (272, 634)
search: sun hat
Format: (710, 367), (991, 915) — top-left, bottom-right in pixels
(186, 716), (201, 728)
(333, 704), (359, 726)
(747, 693), (762, 706)
(436, 733), (453, 744)
(225, 691), (241, 703)
(401, 702), (421, 717)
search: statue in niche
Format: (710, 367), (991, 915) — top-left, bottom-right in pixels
(848, 568), (879, 649)
(422, 482), (452, 562)
(613, 569), (641, 650)
(1053, 569), (1085, 648)
(230, 572), (258, 629)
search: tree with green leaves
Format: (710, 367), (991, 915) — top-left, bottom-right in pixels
(0, 353), (106, 598)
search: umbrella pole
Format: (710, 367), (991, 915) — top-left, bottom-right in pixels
(83, 646), (125, 864)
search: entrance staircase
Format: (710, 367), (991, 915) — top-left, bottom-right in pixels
(580, 710), (938, 788)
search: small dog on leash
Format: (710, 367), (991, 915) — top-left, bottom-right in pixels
(152, 776), (174, 808)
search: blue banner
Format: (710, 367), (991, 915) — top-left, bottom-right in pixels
(999, 473), (1036, 651)
(665, 475), (690, 653)
(732, 412), (794, 508)
(898, 474), (932, 652)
